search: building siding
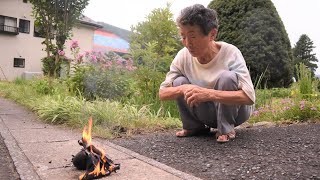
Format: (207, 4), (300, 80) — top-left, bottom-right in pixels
(0, 0), (96, 81)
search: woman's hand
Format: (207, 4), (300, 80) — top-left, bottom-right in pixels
(182, 85), (213, 107)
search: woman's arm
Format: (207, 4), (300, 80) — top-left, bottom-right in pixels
(159, 87), (182, 101)
(183, 87), (254, 107)
(159, 84), (199, 101)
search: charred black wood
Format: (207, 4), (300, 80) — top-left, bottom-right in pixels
(74, 138), (120, 180)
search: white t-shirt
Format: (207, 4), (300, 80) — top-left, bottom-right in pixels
(160, 41), (256, 103)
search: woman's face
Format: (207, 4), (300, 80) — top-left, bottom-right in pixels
(179, 25), (213, 57)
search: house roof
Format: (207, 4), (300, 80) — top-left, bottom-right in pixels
(79, 15), (103, 28)
(97, 22), (131, 41)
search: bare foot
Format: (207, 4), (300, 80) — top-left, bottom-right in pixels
(176, 129), (189, 137)
(175, 128), (210, 137)
(216, 130), (236, 143)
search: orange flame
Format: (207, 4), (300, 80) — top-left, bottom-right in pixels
(79, 117), (108, 180)
(82, 117), (92, 145)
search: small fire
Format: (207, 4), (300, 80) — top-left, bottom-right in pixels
(82, 117), (93, 146)
(74, 117), (120, 180)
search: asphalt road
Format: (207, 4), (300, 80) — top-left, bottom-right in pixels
(0, 134), (20, 180)
(111, 123), (320, 180)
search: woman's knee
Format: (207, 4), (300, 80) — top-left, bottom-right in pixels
(215, 71), (238, 90)
(173, 76), (190, 87)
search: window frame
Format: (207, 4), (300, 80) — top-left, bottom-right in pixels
(33, 25), (45, 38)
(19, 19), (30, 34)
(0, 15), (18, 34)
(13, 58), (25, 68)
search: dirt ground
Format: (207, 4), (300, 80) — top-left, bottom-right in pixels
(111, 123), (320, 180)
(0, 135), (20, 180)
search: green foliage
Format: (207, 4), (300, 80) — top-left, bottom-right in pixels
(293, 34), (318, 77)
(13, 77), (27, 85)
(294, 63), (319, 99)
(0, 80), (181, 138)
(255, 88), (290, 108)
(208, 0), (294, 87)
(66, 50), (134, 101)
(33, 78), (54, 95)
(41, 56), (62, 77)
(130, 3), (182, 59)
(130, 64), (180, 118)
(280, 100), (320, 122)
(249, 64), (319, 123)
(30, 0), (89, 78)
(67, 65), (88, 96)
(128, 4), (182, 118)
(30, 0), (56, 58)
(270, 88), (291, 98)
(82, 65), (131, 101)
(250, 98), (320, 123)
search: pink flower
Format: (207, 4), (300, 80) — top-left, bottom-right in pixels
(283, 106), (290, 111)
(103, 61), (112, 69)
(77, 53), (84, 63)
(253, 110), (260, 116)
(70, 40), (79, 49)
(126, 65), (136, 71)
(58, 50), (65, 56)
(299, 100), (305, 110)
(91, 55), (97, 62)
(116, 59), (123, 65)
(85, 51), (90, 57)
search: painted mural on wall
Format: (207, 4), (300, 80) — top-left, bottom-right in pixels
(93, 30), (129, 54)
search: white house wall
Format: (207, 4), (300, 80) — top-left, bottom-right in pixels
(0, 0), (95, 81)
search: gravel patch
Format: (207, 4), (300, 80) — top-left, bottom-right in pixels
(111, 124), (320, 180)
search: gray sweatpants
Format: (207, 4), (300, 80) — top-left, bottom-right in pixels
(173, 71), (251, 134)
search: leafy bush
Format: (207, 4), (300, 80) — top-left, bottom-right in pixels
(255, 89), (272, 108)
(33, 78), (54, 95)
(250, 98), (320, 123)
(83, 65), (131, 100)
(270, 88), (291, 98)
(280, 100), (320, 122)
(295, 63), (318, 99)
(67, 65), (90, 97)
(13, 77), (27, 85)
(42, 55), (70, 77)
(41, 56), (60, 77)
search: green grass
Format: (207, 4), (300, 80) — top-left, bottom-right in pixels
(0, 76), (319, 139)
(0, 79), (181, 138)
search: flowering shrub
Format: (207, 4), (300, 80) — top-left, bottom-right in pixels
(250, 98), (320, 123)
(250, 64), (320, 123)
(66, 40), (136, 100)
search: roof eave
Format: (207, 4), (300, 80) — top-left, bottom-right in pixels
(79, 20), (103, 29)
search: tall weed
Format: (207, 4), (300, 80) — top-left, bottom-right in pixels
(295, 63), (319, 99)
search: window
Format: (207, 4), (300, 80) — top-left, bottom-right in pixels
(19, 19), (30, 33)
(23, 0), (28, 3)
(34, 25), (54, 38)
(0, 15), (18, 34)
(14, 58), (25, 68)
(34, 25), (45, 38)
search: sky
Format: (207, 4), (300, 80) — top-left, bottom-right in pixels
(83, 0), (320, 74)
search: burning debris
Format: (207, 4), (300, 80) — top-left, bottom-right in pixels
(72, 117), (120, 180)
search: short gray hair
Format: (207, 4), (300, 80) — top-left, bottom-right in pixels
(176, 4), (219, 36)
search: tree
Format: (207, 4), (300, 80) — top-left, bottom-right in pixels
(30, 1), (55, 59)
(293, 34), (318, 77)
(30, 0), (89, 78)
(208, 0), (294, 87)
(129, 4), (182, 117)
(130, 3), (182, 71)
